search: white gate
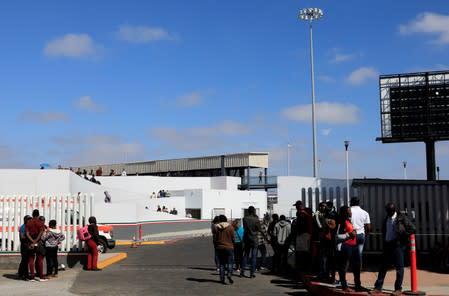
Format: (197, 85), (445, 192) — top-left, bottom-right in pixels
(0, 194), (94, 252)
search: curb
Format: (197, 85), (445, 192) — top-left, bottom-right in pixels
(97, 252), (127, 269)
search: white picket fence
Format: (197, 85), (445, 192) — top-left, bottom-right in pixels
(0, 194), (94, 252)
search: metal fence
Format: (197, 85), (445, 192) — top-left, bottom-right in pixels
(353, 179), (449, 253)
(0, 194), (94, 252)
(294, 180), (449, 253)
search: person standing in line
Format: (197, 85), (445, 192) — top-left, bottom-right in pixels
(336, 206), (360, 292)
(267, 214), (279, 273)
(256, 215), (270, 271)
(371, 203), (415, 296)
(291, 200), (313, 282)
(211, 216), (220, 272)
(272, 215), (291, 274)
(326, 201), (339, 283)
(241, 206), (261, 278)
(26, 209), (47, 281)
(121, 168), (127, 176)
(313, 202), (335, 281)
(86, 216), (101, 271)
(212, 215), (235, 285)
(18, 215), (32, 280)
(35, 216), (48, 279)
(43, 219), (65, 278)
(232, 219), (244, 273)
(350, 197), (371, 264)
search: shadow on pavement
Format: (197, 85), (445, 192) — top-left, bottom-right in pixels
(2, 273), (21, 280)
(270, 278), (306, 289)
(188, 266), (217, 272)
(186, 277), (223, 284)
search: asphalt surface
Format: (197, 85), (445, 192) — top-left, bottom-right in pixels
(69, 237), (310, 296)
(0, 237), (309, 295)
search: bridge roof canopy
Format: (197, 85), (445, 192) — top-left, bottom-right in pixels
(77, 152), (269, 176)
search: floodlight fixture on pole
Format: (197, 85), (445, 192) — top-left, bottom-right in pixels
(299, 7), (323, 178)
(344, 140), (350, 204)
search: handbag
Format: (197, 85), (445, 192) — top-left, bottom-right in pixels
(37, 241), (46, 256)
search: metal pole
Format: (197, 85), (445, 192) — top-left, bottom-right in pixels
(344, 141), (350, 203)
(403, 161), (407, 180)
(309, 19), (318, 178)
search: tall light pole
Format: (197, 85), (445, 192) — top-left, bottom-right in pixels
(287, 143), (292, 176)
(299, 7), (323, 178)
(344, 140), (350, 203)
(403, 161), (407, 179)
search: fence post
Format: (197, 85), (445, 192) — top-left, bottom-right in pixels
(404, 234), (426, 295)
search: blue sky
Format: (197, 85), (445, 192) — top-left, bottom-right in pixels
(1, 1), (449, 180)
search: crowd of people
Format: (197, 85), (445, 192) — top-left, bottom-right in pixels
(18, 209), (65, 281)
(150, 190), (171, 198)
(156, 205), (178, 215)
(210, 198), (416, 296)
(18, 210), (102, 281)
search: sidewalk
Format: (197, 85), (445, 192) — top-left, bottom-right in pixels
(0, 252), (127, 296)
(341, 268), (449, 295)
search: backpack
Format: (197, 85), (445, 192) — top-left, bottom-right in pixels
(77, 225), (92, 241)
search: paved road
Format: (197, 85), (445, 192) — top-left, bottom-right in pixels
(70, 237), (310, 296)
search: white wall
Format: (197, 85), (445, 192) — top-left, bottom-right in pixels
(274, 176), (347, 217)
(97, 175), (213, 194)
(210, 177), (240, 190)
(0, 169), (71, 195)
(0, 170), (265, 224)
(200, 189), (267, 220)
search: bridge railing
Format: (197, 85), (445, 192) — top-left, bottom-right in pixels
(241, 176), (277, 186)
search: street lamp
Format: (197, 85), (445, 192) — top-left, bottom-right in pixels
(299, 7), (324, 178)
(287, 143), (292, 176)
(344, 140), (350, 203)
(403, 161), (407, 179)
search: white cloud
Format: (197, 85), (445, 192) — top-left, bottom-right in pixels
(321, 129), (332, 136)
(217, 120), (252, 135)
(52, 134), (145, 166)
(331, 53), (355, 63)
(399, 12), (449, 44)
(20, 111), (70, 123)
(117, 25), (176, 43)
(176, 92), (203, 107)
(75, 96), (104, 112)
(318, 75), (336, 83)
(345, 67), (378, 85)
(281, 102), (360, 124)
(44, 34), (100, 58)
(149, 120), (253, 152)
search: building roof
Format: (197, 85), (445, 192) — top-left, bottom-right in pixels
(78, 152), (269, 176)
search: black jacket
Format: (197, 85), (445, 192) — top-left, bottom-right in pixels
(88, 223), (100, 244)
(381, 212), (415, 246)
(243, 214), (261, 247)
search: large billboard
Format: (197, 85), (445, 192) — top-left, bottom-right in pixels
(379, 70), (449, 143)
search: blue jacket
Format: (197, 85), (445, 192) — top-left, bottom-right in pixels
(234, 225), (244, 243)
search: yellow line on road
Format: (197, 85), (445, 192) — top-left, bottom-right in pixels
(98, 252), (128, 269)
(116, 240), (166, 246)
